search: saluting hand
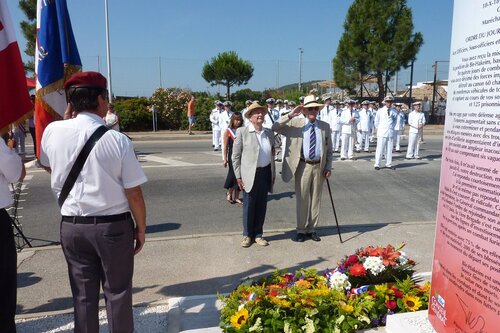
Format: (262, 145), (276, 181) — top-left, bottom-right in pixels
(288, 105), (303, 118)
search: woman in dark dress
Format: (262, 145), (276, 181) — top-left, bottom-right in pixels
(223, 112), (243, 204)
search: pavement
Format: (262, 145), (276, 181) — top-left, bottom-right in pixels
(15, 125), (444, 333)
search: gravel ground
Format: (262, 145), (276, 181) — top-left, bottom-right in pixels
(16, 305), (168, 333)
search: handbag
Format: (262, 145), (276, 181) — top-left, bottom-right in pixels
(58, 126), (109, 207)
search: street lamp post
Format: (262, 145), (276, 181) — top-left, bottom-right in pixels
(408, 59), (415, 108)
(104, 0), (113, 102)
(431, 60), (450, 123)
(298, 48), (303, 92)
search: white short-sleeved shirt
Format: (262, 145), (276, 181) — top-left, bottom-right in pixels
(40, 112), (147, 216)
(0, 140), (23, 209)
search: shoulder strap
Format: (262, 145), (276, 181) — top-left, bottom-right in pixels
(58, 126), (109, 208)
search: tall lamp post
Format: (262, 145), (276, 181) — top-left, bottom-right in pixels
(104, 0), (113, 102)
(431, 60), (450, 123)
(298, 48), (303, 92)
(408, 58), (415, 109)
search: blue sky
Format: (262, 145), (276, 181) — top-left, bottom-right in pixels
(6, 0), (454, 97)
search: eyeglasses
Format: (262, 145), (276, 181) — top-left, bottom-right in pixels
(306, 107), (319, 112)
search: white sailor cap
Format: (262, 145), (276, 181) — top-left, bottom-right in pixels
(266, 98), (276, 104)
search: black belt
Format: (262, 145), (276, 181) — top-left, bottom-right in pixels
(300, 158), (320, 165)
(256, 164), (271, 170)
(62, 212), (131, 224)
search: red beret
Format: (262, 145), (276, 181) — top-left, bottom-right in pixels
(64, 71), (107, 90)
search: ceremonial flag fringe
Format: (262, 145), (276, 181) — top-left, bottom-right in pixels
(35, 0), (81, 157)
(0, 0), (33, 135)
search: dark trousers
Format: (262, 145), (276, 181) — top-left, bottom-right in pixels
(243, 165), (271, 238)
(60, 217), (134, 333)
(28, 127), (36, 155)
(0, 209), (17, 333)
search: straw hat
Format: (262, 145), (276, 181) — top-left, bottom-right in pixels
(302, 95), (323, 109)
(245, 102), (267, 118)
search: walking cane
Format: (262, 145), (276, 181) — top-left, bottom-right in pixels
(325, 178), (343, 243)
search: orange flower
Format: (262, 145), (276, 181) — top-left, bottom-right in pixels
(294, 279), (312, 289)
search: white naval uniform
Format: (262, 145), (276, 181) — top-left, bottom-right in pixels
(374, 106), (397, 168)
(406, 110), (426, 158)
(320, 104), (341, 153)
(393, 111), (406, 151)
(218, 110), (233, 159)
(209, 108), (221, 150)
(356, 108), (372, 152)
(339, 108), (359, 159)
(369, 108), (377, 142)
(0, 140), (22, 209)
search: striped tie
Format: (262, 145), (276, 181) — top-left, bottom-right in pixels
(309, 124), (316, 160)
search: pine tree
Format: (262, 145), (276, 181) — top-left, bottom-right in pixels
(333, 0), (423, 101)
(202, 51), (254, 99)
(18, 0), (37, 75)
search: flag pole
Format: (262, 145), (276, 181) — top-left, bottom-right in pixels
(104, 0), (113, 102)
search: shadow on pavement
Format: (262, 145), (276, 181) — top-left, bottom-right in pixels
(146, 223), (181, 234)
(394, 162), (428, 169)
(17, 272), (42, 288)
(159, 258), (327, 298)
(267, 191), (294, 201)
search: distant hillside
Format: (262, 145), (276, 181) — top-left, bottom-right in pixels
(278, 80), (324, 92)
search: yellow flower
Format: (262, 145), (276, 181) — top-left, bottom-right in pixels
(340, 304), (354, 313)
(419, 282), (431, 293)
(374, 284), (389, 294)
(270, 297), (292, 308)
(402, 295), (422, 311)
(230, 308), (249, 329)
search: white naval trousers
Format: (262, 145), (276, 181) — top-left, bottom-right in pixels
(356, 131), (370, 151)
(393, 130), (403, 151)
(340, 133), (354, 159)
(212, 129), (221, 149)
(332, 131), (341, 152)
(406, 132), (422, 158)
(374, 136), (394, 167)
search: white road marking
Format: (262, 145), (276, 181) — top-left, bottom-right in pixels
(142, 163), (220, 169)
(139, 155), (195, 166)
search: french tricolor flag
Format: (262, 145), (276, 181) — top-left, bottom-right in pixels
(0, 0), (32, 134)
(35, 0), (81, 157)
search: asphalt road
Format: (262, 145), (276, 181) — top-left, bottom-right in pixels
(14, 136), (443, 248)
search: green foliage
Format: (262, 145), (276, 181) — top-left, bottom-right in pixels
(150, 88), (192, 130)
(230, 89), (263, 111)
(333, 0), (423, 101)
(113, 97), (151, 132)
(18, 0), (37, 74)
(202, 51), (254, 99)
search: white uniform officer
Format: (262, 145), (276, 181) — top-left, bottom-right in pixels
(209, 101), (223, 151)
(392, 103), (406, 152)
(241, 100), (252, 126)
(406, 101), (426, 159)
(374, 96), (397, 170)
(356, 101), (372, 152)
(339, 100), (359, 160)
(219, 101), (234, 158)
(265, 98), (279, 126)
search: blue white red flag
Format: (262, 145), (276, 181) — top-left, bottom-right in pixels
(35, 0), (81, 156)
(0, 0), (32, 134)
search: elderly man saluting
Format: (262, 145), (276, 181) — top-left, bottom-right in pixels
(273, 95), (333, 242)
(40, 72), (147, 333)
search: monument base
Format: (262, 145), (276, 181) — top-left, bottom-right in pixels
(385, 310), (436, 333)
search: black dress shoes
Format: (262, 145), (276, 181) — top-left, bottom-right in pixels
(295, 233), (306, 242)
(307, 232), (321, 242)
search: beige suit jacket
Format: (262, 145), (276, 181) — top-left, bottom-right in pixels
(272, 116), (333, 183)
(232, 126), (276, 193)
